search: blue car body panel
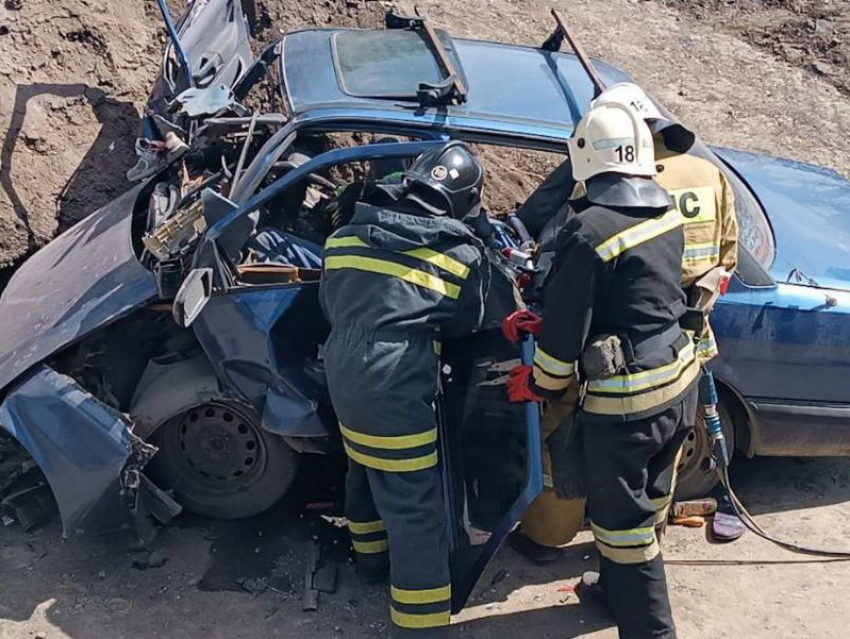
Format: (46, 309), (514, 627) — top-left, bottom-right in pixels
(282, 29), (631, 148)
(0, 184), (158, 395)
(193, 283), (332, 438)
(716, 148), (850, 290)
(0, 366), (140, 536)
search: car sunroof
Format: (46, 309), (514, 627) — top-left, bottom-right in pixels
(332, 30), (467, 100)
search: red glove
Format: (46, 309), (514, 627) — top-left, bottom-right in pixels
(501, 310), (543, 343)
(507, 365), (547, 403)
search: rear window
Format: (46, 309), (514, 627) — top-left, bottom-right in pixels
(332, 30), (466, 100)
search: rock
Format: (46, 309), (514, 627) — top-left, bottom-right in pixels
(814, 19), (833, 38)
(34, 633), (46, 639)
(4, 0), (23, 10)
(147, 551), (167, 568)
(97, 570), (106, 580)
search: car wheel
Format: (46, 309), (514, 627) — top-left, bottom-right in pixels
(674, 400), (735, 500)
(146, 400), (299, 519)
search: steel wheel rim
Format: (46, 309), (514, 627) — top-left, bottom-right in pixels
(167, 401), (267, 495)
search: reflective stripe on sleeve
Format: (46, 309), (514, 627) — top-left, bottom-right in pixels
(683, 241), (720, 265)
(533, 365), (573, 392)
(534, 348), (575, 377)
(595, 210), (683, 263)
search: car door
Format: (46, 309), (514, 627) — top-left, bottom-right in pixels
(151, 0), (254, 106)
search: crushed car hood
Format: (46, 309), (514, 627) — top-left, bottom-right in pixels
(718, 148), (850, 291)
(0, 185), (158, 394)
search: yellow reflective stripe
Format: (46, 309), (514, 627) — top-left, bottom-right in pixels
(591, 522), (656, 547)
(583, 357), (700, 416)
(650, 495), (671, 511)
(344, 442), (438, 473)
(325, 255), (460, 299)
(340, 424), (437, 451)
(325, 236), (367, 250)
(405, 247), (469, 279)
(596, 539), (660, 564)
(325, 236), (469, 278)
(391, 584), (451, 605)
(533, 365), (573, 392)
(433, 341), (442, 355)
(595, 210), (682, 262)
(683, 241), (720, 264)
(391, 608), (451, 629)
(587, 343), (696, 394)
(533, 348), (575, 377)
(650, 496), (672, 525)
(543, 474), (554, 489)
(348, 520), (386, 535)
(353, 539), (389, 554)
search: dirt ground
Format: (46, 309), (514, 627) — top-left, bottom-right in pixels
(2, 0), (850, 638)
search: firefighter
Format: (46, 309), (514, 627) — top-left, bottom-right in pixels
(510, 84), (739, 561)
(591, 82), (738, 363)
(319, 141), (490, 637)
(505, 103), (700, 638)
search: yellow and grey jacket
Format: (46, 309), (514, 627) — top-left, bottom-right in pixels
(319, 201), (489, 473)
(531, 199), (700, 421)
(654, 139), (739, 360)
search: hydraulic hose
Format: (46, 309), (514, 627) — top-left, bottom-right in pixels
(718, 468), (850, 559)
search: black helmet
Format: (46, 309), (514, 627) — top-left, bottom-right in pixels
(404, 141), (484, 219)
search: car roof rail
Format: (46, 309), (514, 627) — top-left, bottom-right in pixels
(541, 8), (606, 98)
(385, 9), (468, 107)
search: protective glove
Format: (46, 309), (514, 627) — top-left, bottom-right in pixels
(507, 365), (547, 403)
(501, 310), (543, 343)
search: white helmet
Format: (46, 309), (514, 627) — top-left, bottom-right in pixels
(568, 102), (657, 182)
(590, 82), (667, 123)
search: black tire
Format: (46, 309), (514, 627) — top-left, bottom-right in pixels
(146, 400), (299, 519)
(674, 400), (735, 500)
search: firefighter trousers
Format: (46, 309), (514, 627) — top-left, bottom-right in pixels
(582, 387), (697, 639)
(345, 457), (452, 632)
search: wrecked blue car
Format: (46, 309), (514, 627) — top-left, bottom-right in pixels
(1, 2), (849, 602)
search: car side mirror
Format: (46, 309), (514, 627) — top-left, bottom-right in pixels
(172, 268), (213, 328)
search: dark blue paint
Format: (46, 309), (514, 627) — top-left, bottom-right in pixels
(0, 184), (158, 394)
(283, 30), (630, 145)
(192, 283), (332, 438)
(0, 366), (135, 536)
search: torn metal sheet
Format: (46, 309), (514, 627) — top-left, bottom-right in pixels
(0, 184), (158, 394)
(0, 365), (152, 536)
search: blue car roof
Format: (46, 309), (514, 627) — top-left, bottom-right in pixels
(280, 28), (632, 148)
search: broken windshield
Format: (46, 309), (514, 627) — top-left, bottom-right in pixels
(332, 29), (467, 100)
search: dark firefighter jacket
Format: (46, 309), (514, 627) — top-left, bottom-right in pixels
(319, 201), (489, 472)
(531, 199), (701, 421)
